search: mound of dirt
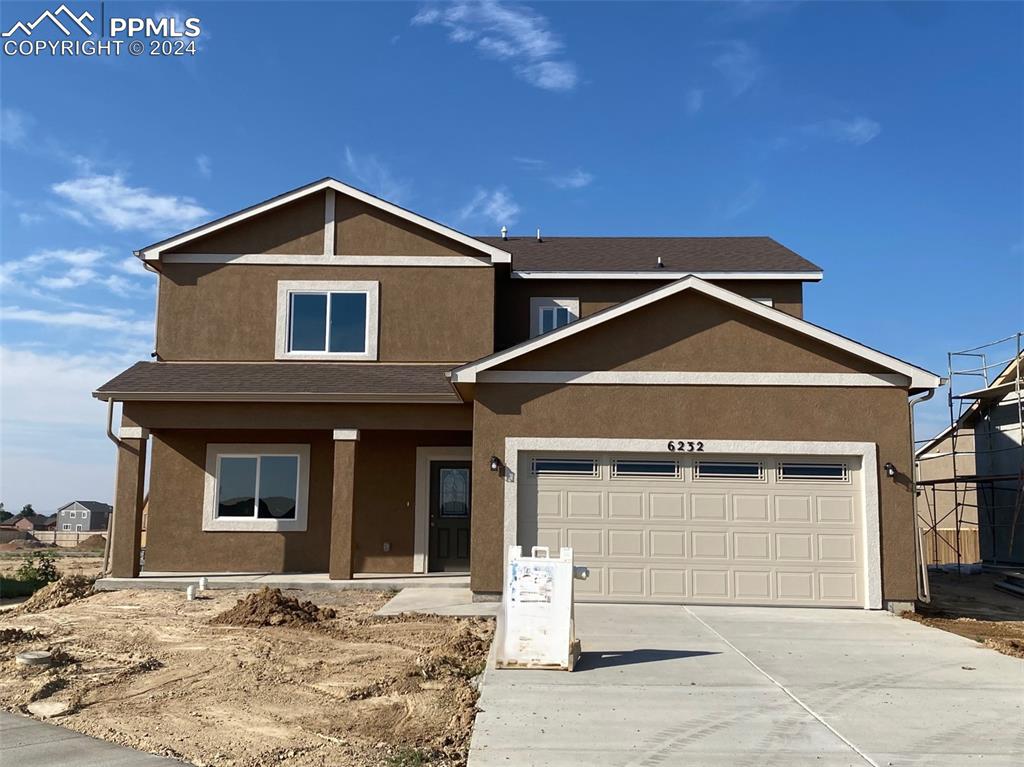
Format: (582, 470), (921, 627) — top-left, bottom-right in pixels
(0, 627), (41, 644)
(14, 575), (95, 614)
(210, 587), (337, 628)
(74, 535), (106, 551)
(0, 540), (51, 551)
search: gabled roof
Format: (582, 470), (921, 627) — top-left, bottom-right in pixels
(57, 501), (112, 514)
(137, 178), (512, 264)
(475, 236), (823, 280)
(451, 276), (942, 390)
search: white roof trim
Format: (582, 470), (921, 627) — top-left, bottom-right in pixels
(159, 253), (490, 267)
(137, 178), (512, 264)
(451, 275), (942, 389)
(511, 270), (823, 281)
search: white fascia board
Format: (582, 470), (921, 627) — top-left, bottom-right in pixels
(138, 178), (512, 264)
(475, 371), (909, 387)
(511, 270), (824, 281)
(451, 275), (942, 390)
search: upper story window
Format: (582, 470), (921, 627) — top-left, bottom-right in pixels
(275, 281), (379, 360)
(530, 297), (579, 338)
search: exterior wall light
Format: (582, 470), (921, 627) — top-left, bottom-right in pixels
(883, 462), (897, 478)
(489, 455), (505, 477)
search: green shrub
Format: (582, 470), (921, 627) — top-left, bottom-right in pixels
(0, 577), (40, 598)
(13, 551), (60, 584)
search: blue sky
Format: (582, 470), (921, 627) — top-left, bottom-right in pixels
(1, 1), (1022, 512)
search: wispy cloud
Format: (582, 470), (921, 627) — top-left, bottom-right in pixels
(549, 168), (594, 190)
(513, 156), (547, 169)
(801, 116), (882, 146)
(412, 1), (578, 91)
(458, 187), (521, 229)
(196, 154), (212, 178)
(1, 107), (33, 146)
(0, 307), (153, 336)
(0, 247), (149, 297)
(685, 88), (705, 115)
(721, 180), (764, 220)
(18, 212), (44, 226)
(344, 146), (412, 205)
(711, 40), (762, 95)
(52, 173), (209, 233)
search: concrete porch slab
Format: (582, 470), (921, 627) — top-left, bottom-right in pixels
(376, 587), (499, 617)
(95, 572), (469, 592)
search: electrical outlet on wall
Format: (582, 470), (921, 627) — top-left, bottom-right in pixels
(382, 542), (390, 553)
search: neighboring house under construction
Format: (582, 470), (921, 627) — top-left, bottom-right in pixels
(915, 333), (1024, 567)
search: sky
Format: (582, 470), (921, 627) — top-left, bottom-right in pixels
(1, 1), (1022, 512)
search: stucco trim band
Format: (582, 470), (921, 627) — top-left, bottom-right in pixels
(118, 426), (150, 439)
(500, 437), (882, 609)
(413, 446), (473, 574)
(332, 429), (360, 441)
(476, 371), (910, 387)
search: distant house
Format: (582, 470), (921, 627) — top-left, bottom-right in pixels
(56, 501), (113, 534)
(0, 516), (36, 533)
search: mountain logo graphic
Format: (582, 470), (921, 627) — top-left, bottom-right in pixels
(2, 4), (94, 38)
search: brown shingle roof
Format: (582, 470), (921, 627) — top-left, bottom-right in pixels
(94, 363), (461, 403)
(474, 236), (821, 274)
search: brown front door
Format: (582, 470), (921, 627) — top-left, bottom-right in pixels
(429, 461), (471, 572)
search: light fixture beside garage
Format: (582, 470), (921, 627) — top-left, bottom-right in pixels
(884, 462), (897, 478)
(489, 455), (506, 477)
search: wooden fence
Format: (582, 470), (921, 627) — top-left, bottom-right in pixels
(921, 528), (981, 566)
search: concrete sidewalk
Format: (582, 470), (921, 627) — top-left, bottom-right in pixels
(0, 711), (182, 766)
(95, 572), (469, 592)
(470, 604), (1023, 766)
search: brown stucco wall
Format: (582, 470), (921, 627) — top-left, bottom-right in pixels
(495, 278), (804, 349)
(167, 193), (327, 255)
(498, 291), (892, 375)
(155, 264), (494, 362)
(352, 430), (472, 573)
(142, 427), (471, 575)
(334, 195), (482, 257)
(144, 429), (336, 573)
(469, 384), (917, 601)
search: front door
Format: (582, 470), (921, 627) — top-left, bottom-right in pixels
(429, 461), (471, 572)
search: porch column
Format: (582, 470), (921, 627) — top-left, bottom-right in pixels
(109, 428), (149, 578)
(329, 429), (359, 580)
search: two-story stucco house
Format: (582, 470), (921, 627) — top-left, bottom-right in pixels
(95, 178), (941, 609)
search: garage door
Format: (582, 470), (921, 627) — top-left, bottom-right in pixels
(519, 452), (865, 606)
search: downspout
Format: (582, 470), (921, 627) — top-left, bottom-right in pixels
(101, 398), (124, 577)
(910, 385), (940, 604)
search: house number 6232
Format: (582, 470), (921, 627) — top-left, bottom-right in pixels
(667, 440), (704, 452)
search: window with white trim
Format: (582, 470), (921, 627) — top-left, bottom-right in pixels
(68, 511), (76, 519)
(275, 281), (379, 360)
(532, 458), (599, 477)
(62, 524), (70, 531)
(75, 524), (82, 532)
(530, 297), (579, 337)
(777, 462), (849, 482)
(202, 444), (310, 531)
(695, 461), (765, 481)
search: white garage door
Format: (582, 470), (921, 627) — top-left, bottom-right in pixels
(519, 452), (865, 606)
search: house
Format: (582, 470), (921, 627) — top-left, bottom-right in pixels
(94, 178), (942, 610)
(0, 516), (36, 533)
(55, 501), (113, 533)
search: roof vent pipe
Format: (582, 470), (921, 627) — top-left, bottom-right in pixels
(500, 225), (508, 240)
(657, 256), (664, 268)
(536, 227), (542, 242)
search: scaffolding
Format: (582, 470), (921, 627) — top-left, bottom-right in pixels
(915, 332), (1024, 571)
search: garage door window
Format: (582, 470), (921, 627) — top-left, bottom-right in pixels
(695, 461), (764, 481)
(532, 458), (598, 477)
(778, 462), (849, 482)
(612, 460), (680, 478)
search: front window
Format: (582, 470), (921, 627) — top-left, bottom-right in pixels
(203, 444), (310, 531)
(275, 281), (378, 360)
(530, 297), (579, 337)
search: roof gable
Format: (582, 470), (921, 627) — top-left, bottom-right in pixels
(138, 178), (512, 263)
(452, 276), (941, 390)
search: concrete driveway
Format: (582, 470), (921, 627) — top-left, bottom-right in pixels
(469, 604), (1023, 766)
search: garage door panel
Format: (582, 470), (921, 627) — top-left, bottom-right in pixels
(691, 493), (728, 520)
(521, 452), (864, 607)
(650, 493), (685, 519)
(608, 492), (644, 519)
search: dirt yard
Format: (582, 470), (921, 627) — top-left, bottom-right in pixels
(902, 570), (1024, 659)
(0, 583), (494, 766)
(0, 553), (105, 579)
